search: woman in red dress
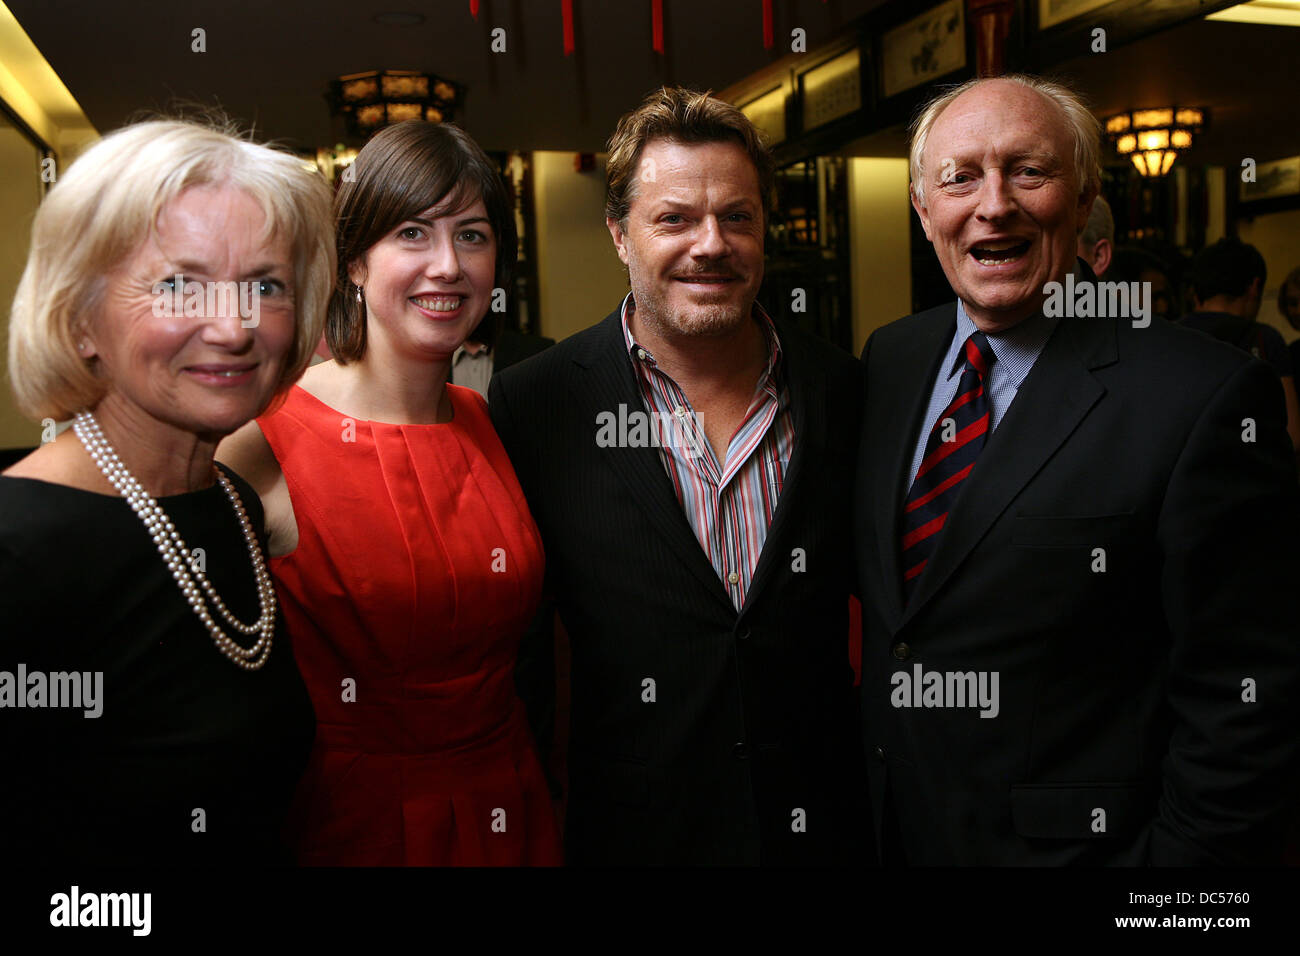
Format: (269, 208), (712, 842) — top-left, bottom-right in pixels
(219, 121), (561, 865)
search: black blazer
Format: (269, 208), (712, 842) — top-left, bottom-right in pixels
(493, 329), (555, 375)
(854, 293), (1300, 865)
(490, 307), (869, 865)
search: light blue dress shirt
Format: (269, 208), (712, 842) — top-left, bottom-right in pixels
(904, 300), (1060, 497)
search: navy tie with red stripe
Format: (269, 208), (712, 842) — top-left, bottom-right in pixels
(900, 331), (997, 603)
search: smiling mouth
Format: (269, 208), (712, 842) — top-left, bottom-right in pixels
(186, 365), (255, 377)
(674, 275), (736, 285)
(970, 240), (1031, 266)
(411, 295), (463, 312)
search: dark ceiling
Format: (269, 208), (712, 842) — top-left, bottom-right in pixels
(9, 2), (1296, 166)
(7, 0), (889, 151)
(837, 16), (1300, 169)
(1050, 17), (1300, 168)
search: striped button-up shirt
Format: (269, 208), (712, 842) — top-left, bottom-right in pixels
(621, 293), (796, 610)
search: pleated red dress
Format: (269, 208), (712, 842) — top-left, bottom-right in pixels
(258, 383), (562, 865)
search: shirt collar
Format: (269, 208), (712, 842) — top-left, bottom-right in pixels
(620, 292), (784, 383)
(950, 296), (1060, 388)
(452, 342), (491, 365)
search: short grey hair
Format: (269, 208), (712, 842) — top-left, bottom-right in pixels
(909, 74), (1102, 208)
(1080, 194), (1114, 250)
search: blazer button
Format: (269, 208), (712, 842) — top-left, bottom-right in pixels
(892, 642), (911, 661)
(733, 742), (749, 759)
(738, 628), (751, 641)
(875, 746), (887, 762)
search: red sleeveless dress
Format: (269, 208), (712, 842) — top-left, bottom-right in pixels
(258, 383), (562, 865)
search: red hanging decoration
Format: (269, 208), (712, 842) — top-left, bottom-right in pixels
(652, 0), (664, 54)
(762, 0), (774, 49)
(470, 0), (479, 18)
(562, 0), (575, 55)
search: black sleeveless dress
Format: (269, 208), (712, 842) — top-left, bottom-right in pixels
(0, 465), (314, 865)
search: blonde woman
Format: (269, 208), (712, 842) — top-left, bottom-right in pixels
(1, 119), (334, 865)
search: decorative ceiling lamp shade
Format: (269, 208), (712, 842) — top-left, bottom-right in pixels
(1105, 107), (1206, 178)
(328, 70), (464, 138)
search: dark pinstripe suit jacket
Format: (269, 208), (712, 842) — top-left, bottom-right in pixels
(489, 307), (869, 865)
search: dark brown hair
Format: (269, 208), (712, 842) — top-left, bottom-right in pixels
(327, 121), (516, 362)
(604, 86), (775, 231)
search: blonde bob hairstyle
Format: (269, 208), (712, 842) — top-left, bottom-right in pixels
(909, 74), (1102, 209)
(8, 118), (336, 422)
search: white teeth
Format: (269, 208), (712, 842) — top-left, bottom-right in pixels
(412, 296), (461, 312)
(974, 243), (1027, 265)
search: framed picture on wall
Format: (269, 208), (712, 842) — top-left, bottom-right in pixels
(798, 46), (864, 133)
(879, 0), (965, 100)
(1037, 0), (1116, 31)
(739, 85), (788, 146)
(1240, 156), (1300, 203)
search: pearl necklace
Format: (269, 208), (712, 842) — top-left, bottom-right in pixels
(72, 410), (276, 671)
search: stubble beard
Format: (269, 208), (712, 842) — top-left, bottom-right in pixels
(629, 274), (751, 340)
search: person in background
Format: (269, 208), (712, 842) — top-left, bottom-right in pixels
(450, 309), (555, 400)
(1, 118), (332, 864)
(1278, 265), (1300, 379)
(1109, 245), (1177, 321)
(218, 120), (562, 865)
(1076, 193), (1113, 277)
(1179, 237), (1300, 453)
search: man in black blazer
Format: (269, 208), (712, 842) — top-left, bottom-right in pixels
(855, 75), (1300, 865)
(490, 87), (867, 864)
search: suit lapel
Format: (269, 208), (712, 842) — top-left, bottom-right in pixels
(900, 313), (1114, 624)
(874, 305), (957, 629)
(742, 320), (822, 609)
(572, 312), (735, 613)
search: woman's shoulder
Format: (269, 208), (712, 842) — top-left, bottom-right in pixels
(0, 473), (118, 599)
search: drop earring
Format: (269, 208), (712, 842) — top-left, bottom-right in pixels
(355, 284), (364, 303)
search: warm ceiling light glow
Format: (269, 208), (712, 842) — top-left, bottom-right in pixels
(1132, 108), (1174, 129)
(1104, 106), (1206, 177)
(1206, 1), (1300, 27)
(328, 69), (463, 139)
(1137, 129), (1170, 150)
(1132, 150), (1178, 177)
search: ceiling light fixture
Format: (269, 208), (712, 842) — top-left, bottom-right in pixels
(1105, 107), (1206, 178)
(327, 69), (464, 139)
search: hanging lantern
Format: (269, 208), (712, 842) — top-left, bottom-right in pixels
(1106, 107), (1206, 178)
(327, 70), (465, 139)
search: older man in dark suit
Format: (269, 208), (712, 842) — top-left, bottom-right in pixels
(491, 87), (867, 865)
(855, 74), (1300, 865)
